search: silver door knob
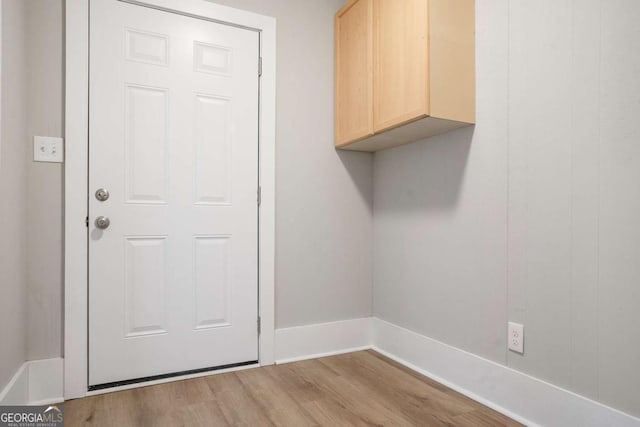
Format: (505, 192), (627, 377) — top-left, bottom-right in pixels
(95, 216), (110, 230)
(95, 188), (110, 202)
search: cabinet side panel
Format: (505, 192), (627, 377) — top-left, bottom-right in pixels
(373, 0), (429, 133)
(429, 0), (476, 124)
(335, 0), (373, 146)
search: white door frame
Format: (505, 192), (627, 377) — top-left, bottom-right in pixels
(64, 0), (276, 399)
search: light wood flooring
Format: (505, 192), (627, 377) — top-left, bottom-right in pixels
(65, 350), (522, 426)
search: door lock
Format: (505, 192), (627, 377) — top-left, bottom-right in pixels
(95, 216), (111, 230)
(95, 188), (110, 202)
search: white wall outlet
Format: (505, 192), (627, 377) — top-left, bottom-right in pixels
(508, 322), (524, 354)
(34, 136), (64, 163)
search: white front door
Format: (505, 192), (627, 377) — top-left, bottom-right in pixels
(88, 0), (260, 387)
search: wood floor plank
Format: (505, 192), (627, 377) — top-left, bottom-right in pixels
(178, 400), (230, 427)
(366, 350), (455, 394)
(301, 397), (387, 427)
(210, 379), (277, 426)
(264, 363), (327, 404)
(365, 351), (521, 421)
(284, 359), (417, 427)
(318, 352), (476, 421)
(202, 370), (245, 394)
(234, 366), (319, 426)
(64, 351), (524, 427)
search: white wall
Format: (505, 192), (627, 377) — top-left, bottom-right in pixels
(208, 0), (374, 328)
(373, 0), (640, 418)
(0, 0), (29, 390)
(25, 0), (64, 361)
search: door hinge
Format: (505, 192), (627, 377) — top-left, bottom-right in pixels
(258, 57), (263, 77)
(257, 316), (261, 334)
(85, 216), (89, 228)
(257, 186), (262, 206)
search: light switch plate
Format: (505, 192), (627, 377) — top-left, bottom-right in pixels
(508, 322), (524, 354)
(34, 136), (64, 163)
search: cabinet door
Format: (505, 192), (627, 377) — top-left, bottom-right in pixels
(373, 0), (429, 132)
(335, 0), (374, 146)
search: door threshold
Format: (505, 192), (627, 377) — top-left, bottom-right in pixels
(88, 360), (259, 392)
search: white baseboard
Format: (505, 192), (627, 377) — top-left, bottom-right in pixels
(0, 358), (63, 406)
(373, 318), (640, 427)
(2, 318), (632, 426)
(0, 363), (28, 405)
(274, 316), (639, 426)
(27, 358), (63, 405)
(275, 317), (373, 364)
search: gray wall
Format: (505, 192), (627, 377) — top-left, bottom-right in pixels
(25, 0), (64, 361)
(374, 0), (640, 417)
(0, 0), (64, 386)
(0, 0), (29, 390)
(208, 0), (374, 328)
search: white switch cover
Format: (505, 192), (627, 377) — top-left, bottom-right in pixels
(34, 136), (64, 163)
(508, 322), (524, 354)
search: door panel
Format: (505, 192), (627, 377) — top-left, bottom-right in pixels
(89, 0), (259, 386)
(124, 84), (169, 204)
(124, 236), (168, 337)
(194, 236), (232, 329)
(194, 94), (232, 205)
(335, 0), (374, 146)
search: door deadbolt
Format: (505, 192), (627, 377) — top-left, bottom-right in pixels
(95, 188), (110, 202)
(95, 216), (110, 230)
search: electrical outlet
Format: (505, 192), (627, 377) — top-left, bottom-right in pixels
(34, 136), (64, 163)
(508, 322), (524, 354)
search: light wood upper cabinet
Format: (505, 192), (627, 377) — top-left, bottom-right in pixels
(374, 0), (429, 132)
(335, 0), (374, 145)
(335, 0), (475, 152)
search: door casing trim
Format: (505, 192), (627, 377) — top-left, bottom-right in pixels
(64, 0), (276, 399)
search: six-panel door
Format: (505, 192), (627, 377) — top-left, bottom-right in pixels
(89, 0), (260, 386)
